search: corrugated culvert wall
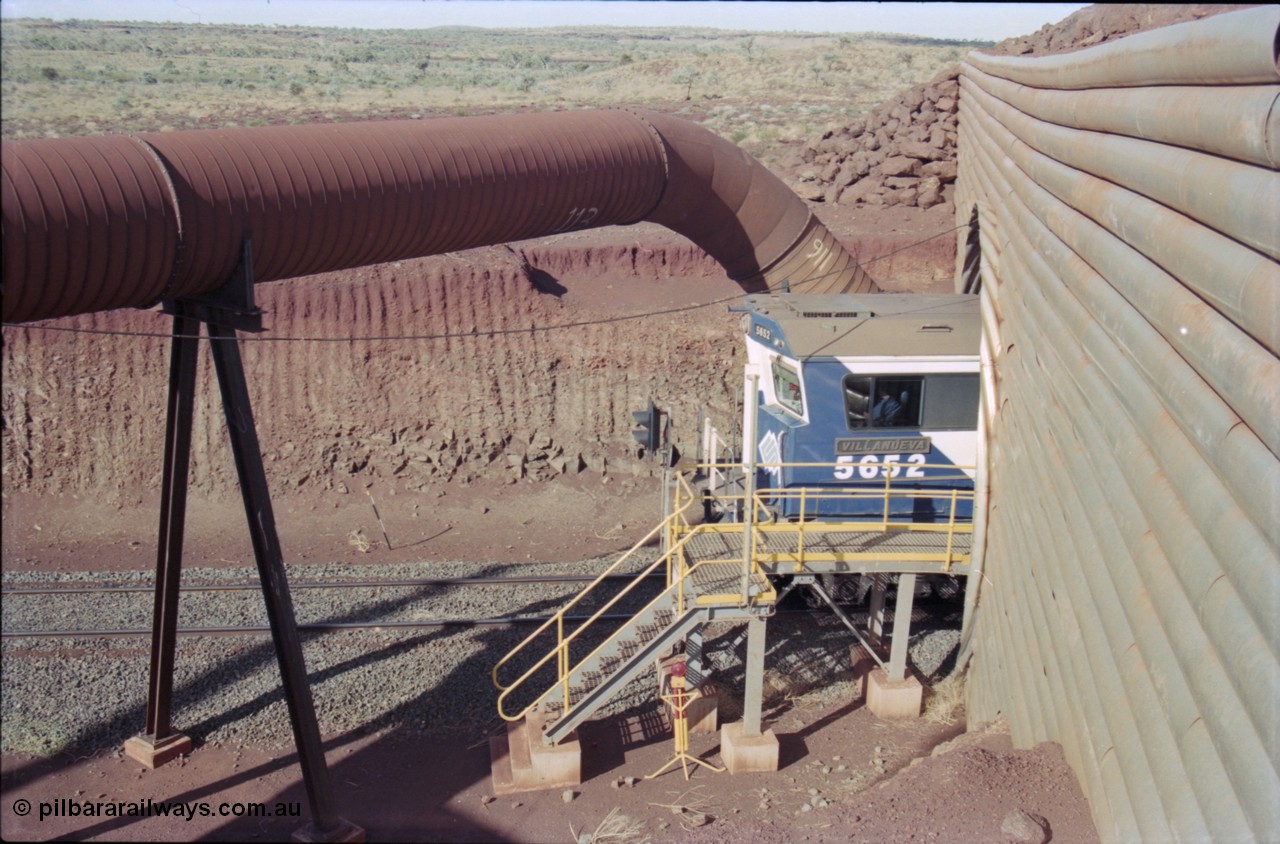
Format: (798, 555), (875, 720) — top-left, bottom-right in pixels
(954, 6), (1279, 841)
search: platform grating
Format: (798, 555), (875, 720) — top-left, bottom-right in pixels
(680, 523), (971, 567)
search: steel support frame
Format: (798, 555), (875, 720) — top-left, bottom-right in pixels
(868, 573), (888, 645)
(888, 573), (917, 682)
(142, 306), (200, 744)
(741, 614), (767, 736)
(127, 244), (361, 842)
(801, 577), (887, 672)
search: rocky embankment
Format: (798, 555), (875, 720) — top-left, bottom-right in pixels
(784, 67), (960, 212)
(779, 4), (1250, 215)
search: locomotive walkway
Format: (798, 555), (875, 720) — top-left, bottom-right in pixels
(489, 464), (974, 791)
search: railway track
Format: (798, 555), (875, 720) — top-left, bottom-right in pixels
(0, 568), (660, 640)
(0, 568), (957, 639)
(0, 612), (648, 639)
(0, 571), (658, 596)
(1, 559), (963, 755)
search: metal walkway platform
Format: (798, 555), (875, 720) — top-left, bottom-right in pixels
(685, 560), (774, 604)
(678, 522), (972, 576)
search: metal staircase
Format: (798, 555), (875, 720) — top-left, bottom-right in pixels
(492, 459), (974, 762)
(493, 474), (775, 749)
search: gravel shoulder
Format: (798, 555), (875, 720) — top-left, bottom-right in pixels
(0, 551), (1039, 843)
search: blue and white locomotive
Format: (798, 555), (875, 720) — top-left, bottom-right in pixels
(735, 292), (981, 529)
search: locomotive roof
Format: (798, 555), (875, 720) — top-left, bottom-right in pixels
(738, 293), (980, 358)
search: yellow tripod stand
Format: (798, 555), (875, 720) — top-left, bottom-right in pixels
(646, 662), (724, 781)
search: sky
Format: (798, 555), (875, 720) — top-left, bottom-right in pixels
(0, 1), (1091, 41)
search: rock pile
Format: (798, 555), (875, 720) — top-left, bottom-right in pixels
(779, 6), (1248, 213)
(784, 66), (961, 211)
(986, 4), (1250, 57)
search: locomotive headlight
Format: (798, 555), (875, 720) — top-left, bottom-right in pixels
(740, 314), (752, 335)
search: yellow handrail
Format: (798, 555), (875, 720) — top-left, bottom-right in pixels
(945, 488), (959, 571)
(492, 475), (704, 712)
(797, 486), (807, 561)
(492, 477), (697, 694)
(494, 460), (975, 726)
(494, 529), (718, 723)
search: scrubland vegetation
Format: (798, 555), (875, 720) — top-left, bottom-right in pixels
(1, 18), (986, 160)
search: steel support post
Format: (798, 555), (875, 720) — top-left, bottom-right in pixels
(125, 306), (201, 767)
(125, 243), (362, 840)
(868, 574), (888, 645)
(888, 573), (917, 682)
(742, 615), (767, 736)
(739, 372), (758, 603)
(205, 321), (348, 838)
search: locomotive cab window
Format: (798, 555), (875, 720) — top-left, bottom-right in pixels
(771, 358), (804, 417)
(844, 376), (922, 428)
(921, 374), (980, 429)
(843, 373), (978, 430)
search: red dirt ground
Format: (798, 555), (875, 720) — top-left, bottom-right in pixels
(0, 200), (1100, 844)
(2, 694), (1098, 843)
(9, 4), (1231, 836)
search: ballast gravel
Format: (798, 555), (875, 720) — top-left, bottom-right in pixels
(2, 560), (961, 759)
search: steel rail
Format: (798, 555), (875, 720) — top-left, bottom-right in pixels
(0, 612), (639, 639)
(0, 602), (957, 641)
(0, 572), (662, 597)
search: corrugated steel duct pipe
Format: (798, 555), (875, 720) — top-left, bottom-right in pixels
(633, 111), (877, 296)
(2, 109), (876, 325)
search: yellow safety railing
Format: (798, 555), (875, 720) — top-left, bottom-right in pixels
(493, 461), (973, 726)
(493, 473), (775, 724)
(493, 543), (771, 722)
(674, 461), (976, 572)
(676, 461), (974, 515)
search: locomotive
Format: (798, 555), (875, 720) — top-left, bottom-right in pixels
(698, 292), (982, 604)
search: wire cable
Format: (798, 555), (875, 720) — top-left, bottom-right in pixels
(2, 224), (966, 344)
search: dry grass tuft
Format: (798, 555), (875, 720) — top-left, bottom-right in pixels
(569, 807), (646, 844)
(346, 528), (372, 553)
(923, 673), (966, 725)
(649, 785), (718, 830)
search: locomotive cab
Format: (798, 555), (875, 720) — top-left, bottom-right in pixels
(737, 293), (981, 527)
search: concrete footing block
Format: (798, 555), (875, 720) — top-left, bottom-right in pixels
(849, 644), (879, 702)
(866, 667), (923, 719)
(490, 710), (582, 795)
(123, 732), (193, 770)
(720, 721), (779, 774)
(291, 818), (366, 843)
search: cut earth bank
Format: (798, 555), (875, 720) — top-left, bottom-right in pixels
(1, 200), (1099, 843)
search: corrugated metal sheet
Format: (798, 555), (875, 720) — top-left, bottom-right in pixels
(1, 110), (877, 325)
(0, 135), (180, 321)
(957, 6), (1280, 841)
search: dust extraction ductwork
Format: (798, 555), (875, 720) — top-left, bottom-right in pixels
(2, 109), (877, 324)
